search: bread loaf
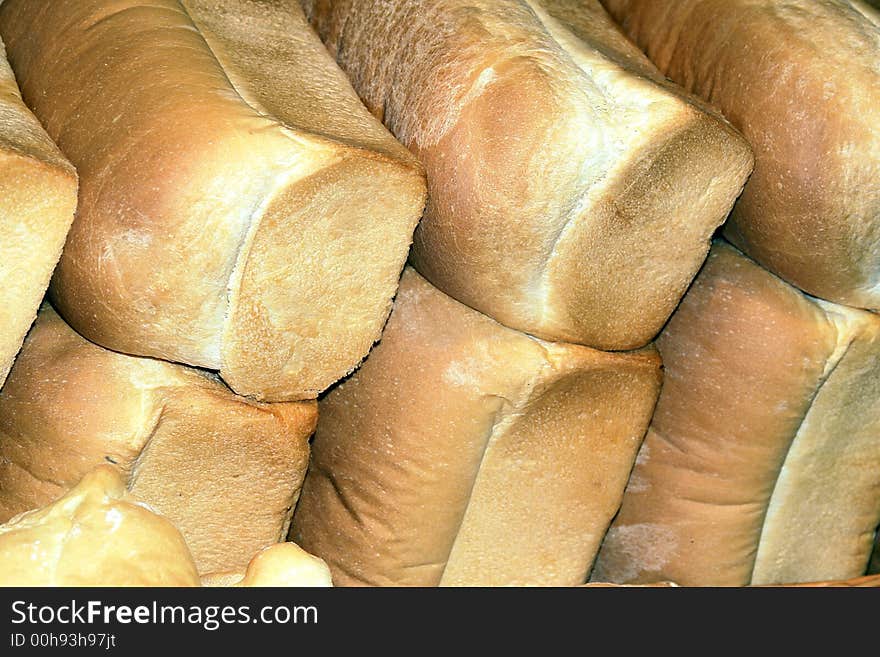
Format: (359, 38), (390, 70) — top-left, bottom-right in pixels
(602, 0), (880, 309)
(202, 543), (333, 587)
(0, 466), (333, 587)
(291, 267), (662, 586)
(0, 304), (316, 574)
(0, 0), (426, 401)
(0, 37), (76, 388)
(0, 466), (201, 586)
(301, 0), (753, 349)
(592, 241), (880, 586)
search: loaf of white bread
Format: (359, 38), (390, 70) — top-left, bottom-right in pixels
(291, 267), (662, 586)
(601, 0), (880, 310)
(0, 466), (332, 587)
(202, 543), (333, 588)
(0, 304), (316, 575)
(0, 466), (201, 586)
(0, 0), (426, 401)
(0, 0), (873, 590)
(592, 241), (880, 586)
(301, 0), (753, 349)
(0, 37), (76, 389)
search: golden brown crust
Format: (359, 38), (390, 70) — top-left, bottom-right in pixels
(0, 304), (316, 574)
(751, 299), (880, 584)
(592, 242), (880, 586)
(180, 0), (418, 163)
(0, 37), (76, 387)
(291, 268), (661, 586)
(302, 0), (752, 349)
(0, 0), (425, 400)
(0, 466), (201, 587)
(440, 349), (662, 585)
(602, 0), (880, 309)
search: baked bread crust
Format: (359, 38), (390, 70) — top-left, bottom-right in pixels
(0, 304), (316, 574)
(201, 543), (333, 587)
(593, 242), (880, 586)
(292, 267), (661, 586)
(301, 0), (752, 349)
(603, 0), (880, 308)
(0, 0), (426, 400)
(0, 466), (201, 586)
(0, 37), (76, 388)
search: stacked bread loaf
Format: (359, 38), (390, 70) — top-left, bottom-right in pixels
(292, 267), (664, 586)
(602, 0), (880, 310)
(300, 0), (753, 349)
(590, 0), (880, 585)
(0, 39), (76, 389)
(0, 0), (426, 401)
(0, 304), (316, 574)
(0, 466), (332, 587)
(0, 0), (428, 579)
(592, 242), (880, 586)
(290, 0), (758, 586)
(0, 466), (203, 587)
(0, 0), (877, 588)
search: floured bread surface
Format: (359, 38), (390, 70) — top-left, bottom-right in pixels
(0, 37), (76, 388)
(592, 242), (880, 586)
(302, 0), (752, 348)
(0, 304), (316, 574)
(0, 466), (201, 587)
(603, 0), (880, 309)
(291, 267), (662, 586)
(0, 0), (426, 401)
